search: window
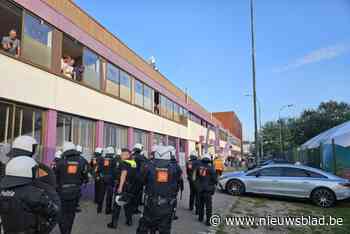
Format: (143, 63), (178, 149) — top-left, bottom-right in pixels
(143, 85), (153, 111)
(134, 79), (144, 107)
(179, 107), (188, 125)
(168, 136), (177, 148)
(160, 95), (167, 117)
(106, 63), (120, 97)
(56, 113), (96, 160)
(259, 167), (283, 177)
(154, 91), (160, 114)
(0, 101), (43, 161)
(103, 122), (127, 149)
(22, 12), (53, 68)
(173, 103), (180, 122)
(61, 34), (83, 80)
(167, 98), (174, 120)
(0, 0), (22, 57)
(190, 113), (201, 124)
(283, 168), (327, 178)
(219, 130), (228, 141)
(83, 48), (100, 89)
(120, 71), (131, 102)
(153, 133), (165, 145)
(134, 129), (149, 156)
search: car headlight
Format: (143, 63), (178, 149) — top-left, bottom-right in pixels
(219, 175), (229, 180)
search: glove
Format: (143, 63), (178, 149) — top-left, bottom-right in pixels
(115, 195), (126, 207)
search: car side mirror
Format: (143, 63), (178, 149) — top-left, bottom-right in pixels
(255, 172), (261, 177)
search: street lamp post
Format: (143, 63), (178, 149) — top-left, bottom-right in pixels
(245, 94), (263, 159)
(278, 104), (294, 155)
(249, 0), (259, 165)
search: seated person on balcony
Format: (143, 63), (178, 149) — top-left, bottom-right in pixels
(1, 29), (20, 57)
(61, 55), (75, 78)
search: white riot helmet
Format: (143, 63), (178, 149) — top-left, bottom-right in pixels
(6, 156), (38, 178)
(62, 141), (76, 153)
(154, 145), (174, 160)
(76, 145), (83, 153)
(105, 146), (115, 156)
(95, 147), (103, 155)
(190, 151), (198, 158)
(55, 150), (62, 159)
(202, 153), (211, 161)
(12, 136), (38, 155)
(115, 195), (127, 206)
(133, 143), (144, 152)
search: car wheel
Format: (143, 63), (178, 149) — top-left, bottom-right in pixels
(311, 188), (336, 208)
(226, 179), (245, 196)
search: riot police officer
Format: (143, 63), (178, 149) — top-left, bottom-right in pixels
(0, 156), (60, 234)
(8, 136), (61, 220)
(115, 148), (137, 226)
(195, 153), (217, 226)
(96, 146), (116, 214)
(8, 136), (57, 187)
(91, 147), (103, 203)
(107, 149), (122, 229)
(136, 145), (182, 234)
(186, 151), (200, 213)
(170, 150), (183, 220)
(54, 142), (89, 234)
(132, 143), (148, 214)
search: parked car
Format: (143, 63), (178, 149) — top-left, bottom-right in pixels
(260, 159), (290, 166)
(218, 164), (350, 208)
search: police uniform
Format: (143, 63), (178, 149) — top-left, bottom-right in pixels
(136, 146), (181, 234)
(120, 159), (138, 225)
(186, 153), (200, 213)
(54, 142), (89, 234)
(133, 146), (148, 214)
(0, 156), (60, 234)
(107, 157), (122, 229)
(195, 155), (217, 225)
(91, 148), (103, 203)
(170, 155), (183, 220)
(96, 150), (117, 214)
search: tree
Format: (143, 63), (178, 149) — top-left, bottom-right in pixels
(261, 100), (350, 156)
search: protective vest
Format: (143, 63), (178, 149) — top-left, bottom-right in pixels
(57, 156), (83, 186)
(186, 159), (199, 181)
(0, 177), (49, 233)
(196, 161), (216, 193)
(214, 159), (224, 171)
(121, 160), (137, 193)
(145, 159), (179, 198)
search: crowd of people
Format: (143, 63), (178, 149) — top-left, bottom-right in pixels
(0, 135), (220, 234)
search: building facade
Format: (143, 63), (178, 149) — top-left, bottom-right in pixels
(0, 0), (241, 167)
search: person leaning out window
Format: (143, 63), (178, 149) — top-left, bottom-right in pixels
(1, 29), (20, 57)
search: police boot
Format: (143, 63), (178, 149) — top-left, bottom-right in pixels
(107, 222), (117, 229)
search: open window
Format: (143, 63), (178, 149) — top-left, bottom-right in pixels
(154, 91), (160, 115)
(61, 34), (83, 80)
(0, 0), (22, 57)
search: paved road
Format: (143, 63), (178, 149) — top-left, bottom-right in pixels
(53, 181), (235, 234)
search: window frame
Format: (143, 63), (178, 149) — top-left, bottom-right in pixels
(105, 62), (120, 97)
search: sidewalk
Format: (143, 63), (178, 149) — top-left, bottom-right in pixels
(52, 181), (235, 234)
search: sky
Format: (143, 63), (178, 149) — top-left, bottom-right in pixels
(75, 0), (350, 141)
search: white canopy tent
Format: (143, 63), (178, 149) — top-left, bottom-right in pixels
(301, 121), (350, 150)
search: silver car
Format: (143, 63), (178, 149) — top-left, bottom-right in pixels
(218, 164), (350, 207)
